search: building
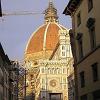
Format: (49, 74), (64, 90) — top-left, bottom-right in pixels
(18, 66), (26, 100)
(0, 43), (19, 100)
(24, 1), (73, 100)
(63, 0), (100, 100)
(0, 0), (2, 17)
(34, 29), (73, 100)
(0, 43), (11, 100)
(67, 58), (75, 100)
(0, 43), (4, 100)
(9, 61), (19, 100)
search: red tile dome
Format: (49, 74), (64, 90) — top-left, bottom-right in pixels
(25, 23), (66, 55)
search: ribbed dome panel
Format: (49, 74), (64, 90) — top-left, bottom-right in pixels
(25, 23), (66, 55)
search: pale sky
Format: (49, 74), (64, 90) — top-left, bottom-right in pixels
(0, 0), (71, 61)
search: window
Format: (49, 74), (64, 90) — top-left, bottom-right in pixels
(92, 63), (98, 82)
(80, 71), (85, 88)
(89, 26), (96, 49)
(57, 68), (61, 74)
(62, 51), (65, 57)
(76, 33), (83, 59)
(62, 45), (65, 50)
(87, 18), (96, 50)
(88, 0), (93, 12)
(50, 69), (53, 74)
(63, 78), (66, 83)
(61, 45), (66, 57)
(80, 94), (87, 100)
(42, 78), (45, 84)
(78, 38), (83, 59)
(42, 85), (45, 90)
(54, 68), (57, 74)
(77, 12), (81, 27)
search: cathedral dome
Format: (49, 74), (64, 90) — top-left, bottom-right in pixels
(25, 23), (66, 54)
(25, 1), (68, 60)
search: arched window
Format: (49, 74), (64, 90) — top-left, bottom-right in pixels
(62, 51), (66, 56)
(54, 68), (57, 74)
(57, 68), (60, 74)
(50, 68), (53, 74)
(62, 45), (65, 50)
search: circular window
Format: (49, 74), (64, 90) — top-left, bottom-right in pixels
(50, 79), (57, 87)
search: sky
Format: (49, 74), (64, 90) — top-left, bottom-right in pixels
(0, 0), (71, 61)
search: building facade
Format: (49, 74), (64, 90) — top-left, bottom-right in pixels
(0, 43), (4, 100)
(0, 43), (11, 100)
(0, 43), (19, 100)
(9, 61), (19, 100)
(18, 66), (26, 100)
(67, 58), (75, 100)
(63, 0), (100, 100)
(34, 29), (73, 100)
(24, 1), (73, 100)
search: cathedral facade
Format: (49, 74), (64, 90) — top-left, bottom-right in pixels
(24, 1), (73, 100)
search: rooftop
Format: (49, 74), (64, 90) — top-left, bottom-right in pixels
(63, 0), (82, 15)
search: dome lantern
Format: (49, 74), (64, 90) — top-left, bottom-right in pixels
(44, 1), (58, 23)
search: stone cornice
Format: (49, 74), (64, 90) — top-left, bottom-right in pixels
(39, 59), (68, 66)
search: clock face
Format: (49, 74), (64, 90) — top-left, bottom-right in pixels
(50, 79), (57, 87)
